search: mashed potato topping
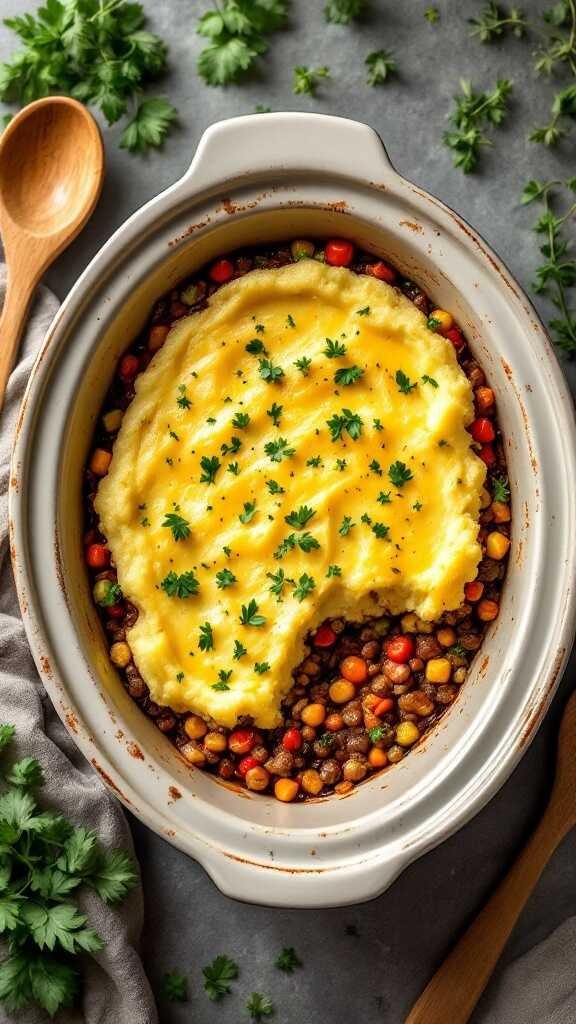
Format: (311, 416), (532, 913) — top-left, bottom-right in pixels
(95, 261), (485, 728)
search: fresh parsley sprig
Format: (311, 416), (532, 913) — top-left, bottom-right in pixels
(522, 178), (576, 354)
(365, 50), (397, 86)
(444, 78), (513, 172)
(203, 954), (239, 1001)
(324, 0), (367, 23)
(197, 0), (288, 87)
(293, 65), (330, 96)
(0, 726), (137, 1018)
(0, 0), (177, 154)
(469, 2), (528, 42)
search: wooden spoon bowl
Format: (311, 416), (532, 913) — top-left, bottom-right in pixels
(0, 97), (104, 409)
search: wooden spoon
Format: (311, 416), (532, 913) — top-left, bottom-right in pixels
(0, 96), (104, 410)
(406, 688), (576, 1024)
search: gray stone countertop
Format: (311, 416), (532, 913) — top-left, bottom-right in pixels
(1, 1), (575, 1020)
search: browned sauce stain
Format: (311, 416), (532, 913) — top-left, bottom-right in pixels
(90, 758), (131, 803)
(223, 851), (329, 874)
(10, 476), (18, 493)
(520, 647), (567, 749)
(115, 729), (125, 740)
(168, 217), (212, 247)
(325, 200), (348, 212)
(515, 540), (524, 567)
(39, 655), (52, 677)
(127, 741), (144, 760)
(399, 219), (423, 234)
(168, 786), (182, 803)
(525, 383), (533, 393)
(64, 712), (79, 734)
(501, 358), (513, 380)
(479, 655), (490, 677)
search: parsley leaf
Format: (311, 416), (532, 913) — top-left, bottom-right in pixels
(421, 374), (439, 387)
(216, 568), (237, 589)
(266, 569), (292, 602)
(293, 574), (316, 602)
(199, 622), (214, 651)
(326, 564), (342, 577)
(275, 946), (302, 972)
(200, 455), (221, 484)
(264, 437), (296, 462)
(203, 954), (239, 1001)
(444, 78), (512, 173)
(267, 402), (283, 426)
(356, 305), (371, 315)
(469, 2), (527, 43)
(395, 369), (417, 394)
(239, 600), (267, 627)
(162, 512), (191, 542)
(161, 570), (200, 598)
(388, 461), (413, 487)
(324, 337), (347, 358)
(266, 478), (285, 494)
(339, 515), (355, 536)
(371, 522), (390, 539)
(284, 505), (316, 529)
(246, 338), (267, 355)
(377, 490), (392, 504)
(232, 412), (250, 429)
(160, 971), (188, 1002)
(120, 98), (177, 154)
(424, 5), (440, 22)
(298, 532), (320, 552)
(365, 49), (397, 86)
(254, 662), (270, 675)
(293, 65), (330, 96)
(246, 992), (274, 1020)
(324, 0), (367, 22)
(239, 501), (257, 524)
(259, 358), (284, 383)
(294, 356), (312, 375)
(492, 474), (511, 502)
(334, 365), (364, 386)
(369, 459), (383, 476)
(327, 409), (363, 441)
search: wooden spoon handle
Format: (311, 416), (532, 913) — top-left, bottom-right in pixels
(0, 263), (40, 410)
(405, 806), (565, 1024)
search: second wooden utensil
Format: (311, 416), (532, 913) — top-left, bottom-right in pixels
(405, 688), (576, 1024)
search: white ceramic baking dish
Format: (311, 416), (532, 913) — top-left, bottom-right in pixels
(10, 113), (576, 908)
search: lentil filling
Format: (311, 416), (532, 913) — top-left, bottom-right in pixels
(84, 238), (511, 802)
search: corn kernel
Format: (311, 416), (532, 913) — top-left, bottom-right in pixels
(274, 778), (299, 802)
(301, 703), (326, 727)
(109, 641), (131, 668)
(181, 742), (206, 766)
(436, 627), (456, 647)
(486, 531), (511, 560)
(478, 599), (499, 622)
(301, 769), (323, 795)
(204, 731), (227, 753)
(491, 502), (511, 523)
(148, 324), (170, 352)
(329, 679), (356, 704)
(102, 409), (123, 433)
(184, 715), (207, 740)
(425, 657), (452, 684)
(396, 721), (420, 747)
(245, 767), (270, 791)
(430, 308), (454, 333)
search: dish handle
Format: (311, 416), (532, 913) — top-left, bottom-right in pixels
(179, 112), (398, 194)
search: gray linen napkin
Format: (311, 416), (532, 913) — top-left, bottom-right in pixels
(0, 270), (158, 1024)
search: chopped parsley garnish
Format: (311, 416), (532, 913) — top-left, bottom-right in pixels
(176, 672), (184, 683)
(246, 338), (267, 355)
(324, 337), (347, 358)
(377, 490), (392, 504)
(221, 436), (242, 456)
(327, 408), (363, 441)
(361, 513), (372, 525)
(239, 599), (267, 627)
(449, 642), (465, 657)
(373, 417), (383, 431)
(264, 437), (296, 463)
(162, 512), (191, 542)
(307, 455), (322, 467)
(413, 501), (423, 512)
(232, 412), (250, 429)
(176, 385), (191, 409)
(421, 374), (439, 388)
(366, 48), (397, 86)
(266, 479), (285, 494)
(254, 661), (271, 674)
(233, 640), (247, 660)
(228, 461), (240, 475)
(275, 947), (302, 973)
(239, 501), (257, 524)
(160, 971), (188, 1002)
(438, 439), (448, 447)
(246, 992), (274, 1021)
(395, 369), (417, 394)
(169, 429), (180, 440)
(335, 458), (347, 471)
(223, 546), (232, 557)
(372, 522), (390, 539)
(160, 570), (200, 597)
(334, 365), (364, 386)
(294, 356), (312, 375)
(259, 358), (284, 383)
(293, 573), (316, 602)
(356, 306), (371, 316)
(267, 402), (283, 426)
(326, 564), (342, 577)
(427, 315), (442, 331)
(212, 680), (230, 691)
(492, 475), (510, 503)
(255, 322), (265, 333)
(267, 569), (292, 602)
(369, 459), (383, 476)
(339, 515), (355, 536)
(298, 532), (320, 552)
(286, 313), (296, 328)
(203, 955), (239, 1002)
(198, 622), (214, 651)
(318, 732), (334, 748)
(218, 669), (232, 684)
(388, 461), (413, 487)
(200, 455), (221, 484)
(216, 568), (237, 589)
(368, 725), (389, 743)
(284, 505), (316, 529)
